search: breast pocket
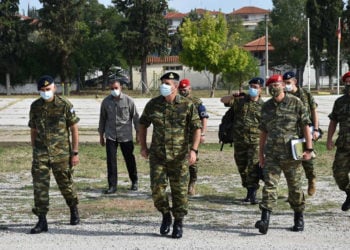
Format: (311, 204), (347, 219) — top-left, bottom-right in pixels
(117, 106), (130, 123)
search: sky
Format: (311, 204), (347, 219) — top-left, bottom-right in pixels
(19, 0), (273, 15)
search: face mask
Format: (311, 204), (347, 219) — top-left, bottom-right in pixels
(160, 83), (172, 97)
(269, 86), (283, 97)
(111, 89), (120, 97)
(248, 87), (259, 97)
(285, 84), (293, 92)
(40, 90), (53, 100)
(179, 89), (189, 97)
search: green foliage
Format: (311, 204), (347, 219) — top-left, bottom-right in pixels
(179, 12), (258, 96)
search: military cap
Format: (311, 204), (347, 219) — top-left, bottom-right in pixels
(342, 72), (350, 82)
(37, 75), (54, 90)
(248, 77), (264, 86)
(160, 72), (180, 81)
(266, 74), (283, 86)
(283, 71), (296, 80)
(179, 78), (190, 89)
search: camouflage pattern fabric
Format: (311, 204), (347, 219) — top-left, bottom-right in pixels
(139, 94), (201, 218)
(291, 87), (318, 180)
(259, 94), (310, 212)
(28, 95), (80, 215)
(230, 95), (264, 189)
(329, 94), (350, 192)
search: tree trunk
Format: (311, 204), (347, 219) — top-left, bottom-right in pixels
(128, 64), (133, 90)
(6, 73), (11, 96)
(209, 74), (217, 98)
(141, 57), (148, 94)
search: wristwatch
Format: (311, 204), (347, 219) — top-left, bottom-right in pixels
(190, 148), (198, 154)
(72, 151), (79, 156)
(305, 148), (314, 153)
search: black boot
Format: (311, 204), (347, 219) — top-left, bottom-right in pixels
(70, 205), (80, 225)
(255, 209), (270, 234)
(30, 214), (48, 234)
(171, 219), (183, 239)
(243, 188), (251, 202)
(104, 186), (117, 194)
(341, 192), (350, 211)
(292, 212), (304, 232)
(160, 212), (172, 235)
(249, 188), (258, 205)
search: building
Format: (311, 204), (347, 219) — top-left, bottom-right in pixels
(230, 6), (270, 30)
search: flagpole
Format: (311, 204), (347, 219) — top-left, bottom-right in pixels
(337, 17), (341, 95)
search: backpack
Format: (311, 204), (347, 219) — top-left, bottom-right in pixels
(218, 106), (235, 151)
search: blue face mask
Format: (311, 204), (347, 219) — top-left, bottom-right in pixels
(40, 90), (54, 100)
(160, 83), (172, 97)
(111, 89), (120, 97)
(248, 87), (259, 97)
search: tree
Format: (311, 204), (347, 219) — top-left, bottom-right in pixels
(0, 0), (29, 95)
(269, 0), (308, 85)
(343, 1), (350, 70)
(113, 0), (168, 93)
(179, 12), (255, 97)
(38, 0), (86, 86)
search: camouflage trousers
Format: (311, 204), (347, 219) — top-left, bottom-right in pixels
(31, 157), (78, 215)
(149, 158), (188, 219)
(259, 157), (305, 212)
(302, 158), (316, 181)
(234, 142), (260, 189)
(332, 147), (350, 193)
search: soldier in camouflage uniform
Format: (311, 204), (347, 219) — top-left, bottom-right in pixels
(28, 75), (80, 234)
(283, 71), (320, 196)
(255, 74), (313, 234)
(138, 72), (202, 239)
(327, 71), (350, 212)
(178, 78), (209, 196)
(220, 77), (265, 204)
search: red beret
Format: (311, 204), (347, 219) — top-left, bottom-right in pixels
(179, 78), (190, 89)
(266, 74), (283, 86)
(342, 72), (350, 82)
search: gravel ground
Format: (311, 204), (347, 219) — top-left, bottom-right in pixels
(1, 168), (349, 250)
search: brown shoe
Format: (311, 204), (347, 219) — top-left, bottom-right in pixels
(188, 182), (196, 196)
(308, 179), (316, 196)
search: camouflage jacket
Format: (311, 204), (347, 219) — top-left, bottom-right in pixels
(328, 94), (350, 147)
(259, 93), (310, 159)
(290, 87), (317, 124)
(28, 95), (80, 162)
(230, 95), (264, 144)
(139, 94), (202, 162)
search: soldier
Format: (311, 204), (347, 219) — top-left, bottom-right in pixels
(283, 71), (320, 196)
(178, 78), (209, 196)
(28, 75), (80, 234)
(98, 80), (139, 194)
(220, 77), (265, 204)
(327, 71), (350, 212)
(255, 74), (313, 234)
(138, 72), (201, 239)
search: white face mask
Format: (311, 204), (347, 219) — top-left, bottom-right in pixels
(160, 83), (172, 97)
(285, 84), (293, 92)
(40, 90), (54, 100)
(111, 89), (121, 97)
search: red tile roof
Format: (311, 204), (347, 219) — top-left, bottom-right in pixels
(164, 12), (187, 19)
(243, 36), (274, 52)
(146, 56), (179, 64)
(231, 6), (270, 15)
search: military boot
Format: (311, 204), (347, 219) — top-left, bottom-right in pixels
(249, 188), (258, 205)
(307, 178), (316, 196)
(341, 192), (350, 211)
(171, 219), (183, 239)
(255, 209), (270, 234)
(292, 212), (304, 232)
(160, 212), (172, 235)
(70, 205), (80, 225)
(30, 214), (48, 234)
(243, 188), (251, 202)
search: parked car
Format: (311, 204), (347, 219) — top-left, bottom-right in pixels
(84, 73), (130, 88)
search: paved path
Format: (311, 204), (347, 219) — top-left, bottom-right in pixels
(0, 95), (338, 143)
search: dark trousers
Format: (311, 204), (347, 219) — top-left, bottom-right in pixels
(106, 139), (138, 188)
